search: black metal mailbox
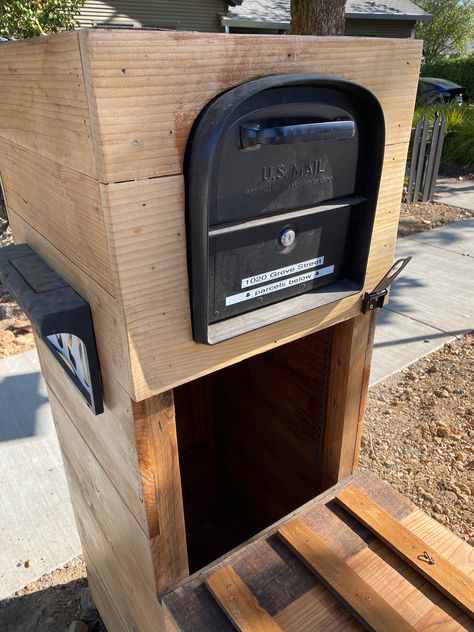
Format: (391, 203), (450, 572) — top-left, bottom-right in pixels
(186, 74), (385, 344)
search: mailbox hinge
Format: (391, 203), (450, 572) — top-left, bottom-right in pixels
(362, 257), (412, 313)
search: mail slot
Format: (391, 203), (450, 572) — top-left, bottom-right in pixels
(186, 74), (385, 344)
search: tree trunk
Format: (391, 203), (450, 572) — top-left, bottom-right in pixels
(290, 0), (346, 35)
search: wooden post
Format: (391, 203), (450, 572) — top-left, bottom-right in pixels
(320, 311), (377, 490)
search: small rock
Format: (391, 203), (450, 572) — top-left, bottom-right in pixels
(435, 389), (450, 398)
(13, 319), (31, 331)
(68, 621), (88, 632)
(432, 512), (446, 523)
(24, 559), (31, 568)
(0, 329), (15, 344)
(436, 424), (451, 438)
(14, 333), (33, 346)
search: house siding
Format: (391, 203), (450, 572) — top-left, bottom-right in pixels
(345, 18), (415, 38)
(76, 0), (228, 32)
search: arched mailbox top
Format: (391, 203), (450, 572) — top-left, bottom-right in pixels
(186, 74), (385, 345)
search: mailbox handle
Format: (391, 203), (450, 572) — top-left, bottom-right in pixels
(240, 119), (355, 149)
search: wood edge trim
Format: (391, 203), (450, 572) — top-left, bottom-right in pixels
(335, 485), (474, 618)
(277, 518), (416, 632)
(77, 29), (107, 183)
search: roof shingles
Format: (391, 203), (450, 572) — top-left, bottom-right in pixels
(226, 0), (431, 24)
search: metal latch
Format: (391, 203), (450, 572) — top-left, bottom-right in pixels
(362, 257), (411, 313)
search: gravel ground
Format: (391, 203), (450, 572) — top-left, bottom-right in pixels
(0, 225), (35, 358)
(398, 201), (474, 237)
(362, 333), (474, 545)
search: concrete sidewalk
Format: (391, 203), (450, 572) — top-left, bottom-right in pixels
(0, 218), (472, 599)
(371, 218), (473, 384)
(0, 351), (81, 599)
(435, 178), (474, 211)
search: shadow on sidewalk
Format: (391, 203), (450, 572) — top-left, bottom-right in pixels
(0, 372), (49, 442)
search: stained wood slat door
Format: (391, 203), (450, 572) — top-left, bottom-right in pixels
(335, 486), (474, 618)
(278, 518), (416, 632)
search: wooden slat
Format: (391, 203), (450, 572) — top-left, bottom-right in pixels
(274, 585), (363, 631)
(0, 32), (96, 177)
(278, 518), (416, 632)
(79, 29), (422, 183)
(336, 485), (474, 617)
(319, 312), (374, 489)
(0, 139), (114, 295)
(206, 566), (283, 632)
(133, 393), (189, 592)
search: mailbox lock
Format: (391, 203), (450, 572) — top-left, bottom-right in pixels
(279, 228), (296, 248)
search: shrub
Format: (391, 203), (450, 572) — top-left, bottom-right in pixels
(421, 57), (474, 99)
(413, 104), (474, 169)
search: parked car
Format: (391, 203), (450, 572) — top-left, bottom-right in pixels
(417, 77), (468, 105)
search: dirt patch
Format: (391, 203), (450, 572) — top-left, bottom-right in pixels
(398, 201), (474, 238)
(0, 557), (87, 632)
(0, 226), (35, 359)
(361, 333), (474, 544)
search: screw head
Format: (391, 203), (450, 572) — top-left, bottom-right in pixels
(279, 227), (296, 248)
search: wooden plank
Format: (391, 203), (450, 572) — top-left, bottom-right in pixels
(36, 336), (146, 531)
(336, 485), (474, 617)
(101, 142), (409, 399)
(422, 113), (440, 202)
(48, 391), (162, 632)
(352, 310), (377, 470)
(274, 585), (363, 631)
(347, 538), (473, 629)
(206, 566), (283, 632)
(401, 509), (474, 578)
(8, 209), (132, 394)
(278, 518), (416, 632)
(412, 117), (429, 203)
(85, 555), (130, 632)
(133, 393), (189, 592)
(406, 119), (422, 204)
(428, 114), (447, 201)
(319, 312), (374, 489)
(0, 139), (113, 294)
(0, 32), (96, 177)
(79, 29), (422, 183)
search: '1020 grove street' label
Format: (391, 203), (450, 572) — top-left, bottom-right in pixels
(241, 256), (324, 288)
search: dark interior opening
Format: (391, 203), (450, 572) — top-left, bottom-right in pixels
(173, 328), (333, 572)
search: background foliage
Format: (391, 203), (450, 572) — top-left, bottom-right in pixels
(0, 0), (84, 38)
(416, 0), (474, 64)
(414, 104), (474, 169)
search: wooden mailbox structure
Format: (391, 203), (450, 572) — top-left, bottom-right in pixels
(0, 31), (423, 630)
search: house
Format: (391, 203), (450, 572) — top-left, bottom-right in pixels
(76, 0), (431, 38)
(223, 1), (431, 38)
